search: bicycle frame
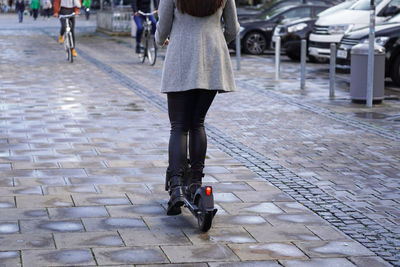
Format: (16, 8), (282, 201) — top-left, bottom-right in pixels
(137, 10), (157, 65)
(59, 13), (75, 63)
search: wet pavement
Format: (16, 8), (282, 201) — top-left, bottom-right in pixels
(0, 12), (399, 266)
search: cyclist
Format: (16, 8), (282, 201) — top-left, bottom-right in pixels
(54, 0), (81, 57)
(82, 0), (91, 20)
(131, 0), (158, 53)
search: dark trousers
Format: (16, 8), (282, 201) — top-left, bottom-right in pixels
(167, 89), (217, 180)
(59, 7), (75, 45)
(44, 8), (51, 18)
(18, 10), (23, 22)
(32, 9), (38, 19)
(133, 14), (156, 45)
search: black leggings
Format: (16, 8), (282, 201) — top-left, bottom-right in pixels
(167, 89), (217, 180)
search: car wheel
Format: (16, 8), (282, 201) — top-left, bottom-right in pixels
(243, 32), (267, 55)
(287, 52), (300, 61)
(390, 54), (400, 87)
(308, 55), (328, 63)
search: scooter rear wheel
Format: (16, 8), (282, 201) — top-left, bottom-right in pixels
(197, 196), (213, 232)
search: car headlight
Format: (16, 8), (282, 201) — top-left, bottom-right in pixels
(361, 36), (390, 46)
(287, 23), (308, 33)
(239, 26), (245, 33)
(328, 24), (353, 35)
(273, 26), (285, 36)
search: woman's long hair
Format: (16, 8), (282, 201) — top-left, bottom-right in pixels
(176, 0), (224, 17)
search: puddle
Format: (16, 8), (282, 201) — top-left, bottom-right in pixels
(0, 251), (19, 259)
(0, 223), (19, 234)
(125, 103), (144, 111)
(0, 202), (14, 208)
(244, 203), (283, 214)
(28, 238), (52, 248)
(45, 249), (93, 264)
(14, 187), (42, 195)
(109, 248), (165, 264)
(103, 218), (145, 228)
(88, 197), (130, 205)
(211, 235), (254, 243)
(90, 235), (123, 246)
(276, 214), (320, 223)
(353, 112), (388, 120)
(56, 206), (108, 218)
(232, 216), (267, 225)
(126, 205), (164, 215)
(249, 243), (305, 257)
(24, 209), (48, 218)
(23, 49), (35, 55)
(39, 221), (83, 232)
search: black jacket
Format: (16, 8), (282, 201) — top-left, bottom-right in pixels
(131, 0), (158, 13)
(15, 0), (25, 11)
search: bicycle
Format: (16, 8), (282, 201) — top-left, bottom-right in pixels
(137, 10), (157, 66)
(59, 13), (75, 63)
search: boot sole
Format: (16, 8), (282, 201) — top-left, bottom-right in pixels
(166, 198), (184, 216)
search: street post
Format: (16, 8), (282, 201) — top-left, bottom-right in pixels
(366, 0), (375, 107)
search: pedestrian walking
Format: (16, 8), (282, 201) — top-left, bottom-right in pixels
(30, 0), (40, 20)
(15, 0), (25, 22)
(42, 0), (52, 19)
(2, 0), (9, 12)
(155, 0), (239, 215)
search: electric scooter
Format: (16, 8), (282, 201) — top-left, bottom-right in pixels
(165, 160), (217, 232)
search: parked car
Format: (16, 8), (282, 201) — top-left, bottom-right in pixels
(238, 0), (340, 21)
(308, 0), (400, 60)
(336, 14), (400, 86)
(315, 0), (357, 17)
(234, 4), (330, 55)
(272, 0), (357, 61)
(272, 17), (317, 60)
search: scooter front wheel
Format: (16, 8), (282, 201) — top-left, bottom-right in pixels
(197, 196), (213, 232)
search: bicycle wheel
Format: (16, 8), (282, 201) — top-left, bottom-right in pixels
(140, 38), (146, 64)
(63, 34), (71, 62)
(146, 36), (157, 66)
(66, 32), (74, 63)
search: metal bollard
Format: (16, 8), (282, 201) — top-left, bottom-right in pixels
(275, 36), (281, 80)
(236, 34), (241, 71)
(366, 2), (376, 108)
(329, 43), (336, 97)
(300, 39), (306, 89)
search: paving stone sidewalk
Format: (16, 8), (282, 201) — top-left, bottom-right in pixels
(0, 14), (398, 266)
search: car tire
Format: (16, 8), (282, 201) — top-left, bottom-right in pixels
(308, 55), (328, 63)
(243, 32), (267, 55)
(287, 52), (300, 61)
(390, 54), (400, 87)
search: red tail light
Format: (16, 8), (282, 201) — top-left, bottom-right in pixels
(206, 186), (212, 196)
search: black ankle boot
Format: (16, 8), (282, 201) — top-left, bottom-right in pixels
(186, 172), (204, 201)
(167, 176), (184, 215)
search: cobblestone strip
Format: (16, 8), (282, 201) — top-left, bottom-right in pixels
(236, 80), (400, 142)
(78, 49), (399, 266)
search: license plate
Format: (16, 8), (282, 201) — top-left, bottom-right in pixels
(337, 49), (348, 59)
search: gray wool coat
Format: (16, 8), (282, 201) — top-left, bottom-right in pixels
(155, 0), (240, 93)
